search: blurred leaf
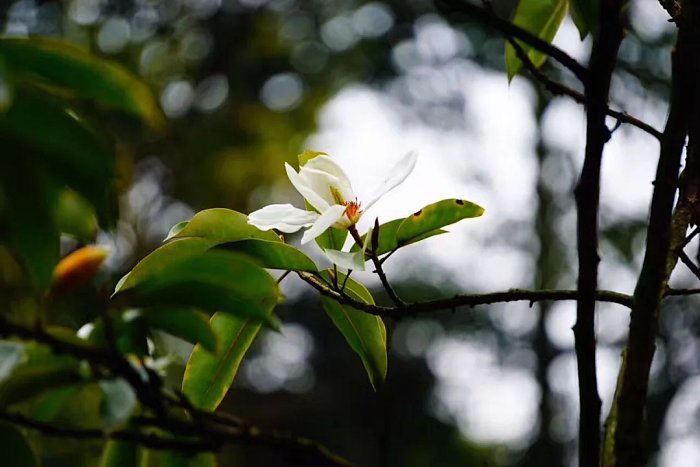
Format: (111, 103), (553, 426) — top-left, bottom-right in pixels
(116, 250), (281, 329)
(0, 422), (37, 467)
(217, 239), (317, 272)
(570, 0), (598, 39)
(31, 384), (79, 422)
(351, 218), (447, 257)
(55, 189), (98, 242)
(173, 209), (280, 243)
(0, 360), (83, 406)
(99, 378), (137, 426)
(115, 238), (214, 293)
(396, 199), (484, 245)
(160, 450), (218, 467)
(99, 440), (140, 467)
(51, 245), (109, 296)
(183, 310), (273, 411)
(143, 308), (217, 353)
(319, 270), (386, 390)
(0, 155), (58, 288)
(0, 342), (24, 382)
(505, 0), (568, 80)
(0, 37), (164, 129)
(88, 316), (149, 357)
(0, 89), (116, 221)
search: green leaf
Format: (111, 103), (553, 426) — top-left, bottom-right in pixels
(99, 378), (137, 426)
(55, 189), (98, 242)
(217, 239), (317, 272)
(114, 238), (214, 293)
(351, 218), (447, 257)
(570, 0), (598, 39)
(116, 250), (281, 328)
(0, 37), (164, 129)
(160, 451), (218, 467)
(315, 225), (348, 253)
(0, 155), (59, 288)
(319, 270), (386, 389)
(396, 199), (484, 245)
(173, 209), (280, 244)
(143, 308), (217, 353)
(505, 0), (568, 80)
(88, 316), (149, 357)
(0, 88), (116, 222)
(182, 311), (271, 411)
(0, 360), (83, 406)
(31, 384), (79, 422)
(99, 440), (141, 467)
(0, 422), (37, 467)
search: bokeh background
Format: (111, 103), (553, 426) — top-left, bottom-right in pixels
(2, 0), (696, 465)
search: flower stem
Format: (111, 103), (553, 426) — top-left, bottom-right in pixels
(348, 225), (405, 307)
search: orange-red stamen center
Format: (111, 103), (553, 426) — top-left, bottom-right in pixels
(343, 198), (361, 220)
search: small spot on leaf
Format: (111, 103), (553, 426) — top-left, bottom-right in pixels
(456, 199), (465, 205)
(413, 210), (422, 216)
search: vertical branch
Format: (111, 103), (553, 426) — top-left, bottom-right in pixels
(573, 1), (626, 465)
(608, 14), (699, 467)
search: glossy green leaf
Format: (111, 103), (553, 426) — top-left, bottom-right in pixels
(570, 0), (598, 39)
(217, 239), (317, 272)
(0, 422), (37, 467)
(0, 89), (116, 220)
(319, 270), (386, 389)
(173, 208), (280, 243)
(114, 238), (214, 293)
(0, 37), (164, 129)
(99, 378), (137, 425)
(396, 199), (484, 245)
(99, 440), (140, 467)
(505, 0), (568, 80)
(143, 308), (217, 353)
(0, 155), (58, 288)
(182, 310), (272, 411)
(117, 250), (281, 328)
(160, 451), (218, 467)
(55, 189), (98, 242)
(351, 218), (447, 257)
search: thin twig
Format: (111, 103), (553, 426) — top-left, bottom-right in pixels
(679, 250), (700, 280)
(348, 225), (405, 307)
(0, 409), (218, 453)
(435, 0), (587, 80)
(506, 34), (661, 140)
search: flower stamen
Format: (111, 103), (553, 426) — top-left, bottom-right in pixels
(343, 197), (362, 223)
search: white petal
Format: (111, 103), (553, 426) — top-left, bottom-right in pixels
(285, 163), (330, 212)
(248, 204), (319, 233)
(324, 249), (366, 271)
(300, 167), (345, 205)
(364, 151), (418, 210)
(301, 204), (347, 244)
(323, 227), (371, 271)
(302, 155), (354, 201)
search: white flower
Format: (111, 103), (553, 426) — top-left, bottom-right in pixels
(248, 151), (417, 270)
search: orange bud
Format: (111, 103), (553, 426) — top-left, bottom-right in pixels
(52, 246), (109, 295)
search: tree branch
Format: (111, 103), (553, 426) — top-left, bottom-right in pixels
(505, 30), (662, 140)
(606, 12), (697, 465)
(435, 0), (587, 80)
(569, 4), (627, 464)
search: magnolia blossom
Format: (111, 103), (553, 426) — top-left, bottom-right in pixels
(248, 152), (417, 269)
